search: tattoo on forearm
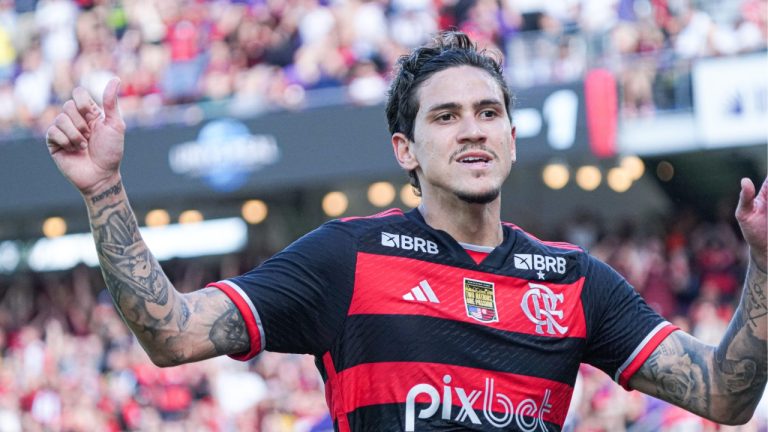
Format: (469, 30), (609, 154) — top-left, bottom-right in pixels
(90, 199), (183, 356)
(93, 203), (169, 306)
(89, 198), (251, 364)
(745, 277), (767, 332)
(90, 182), (123, 204)
(710, 263), (768, 418)
(92, 202), (140, 245)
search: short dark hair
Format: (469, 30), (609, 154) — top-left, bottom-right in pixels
(385, 31), (514, 195)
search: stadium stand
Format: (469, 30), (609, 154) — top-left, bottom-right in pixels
(0, 0), (766, 430)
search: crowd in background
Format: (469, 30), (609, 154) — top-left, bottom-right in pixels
(0, 0), (766, 137)
(1, 0), (767, 431)
(0, 210), (766, 431)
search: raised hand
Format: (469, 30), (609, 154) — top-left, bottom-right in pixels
(45, 78), (125, 197)
(736, 177), (768, 271)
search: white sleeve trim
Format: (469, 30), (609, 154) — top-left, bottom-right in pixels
(221, 279), (266, 352)
(613, 321), (670, 383)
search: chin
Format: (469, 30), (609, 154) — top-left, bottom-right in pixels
(454, 187), (500, 204)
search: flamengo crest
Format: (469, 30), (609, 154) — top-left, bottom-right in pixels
(520, 283), (568, 335)
(463, 278), (498, 323)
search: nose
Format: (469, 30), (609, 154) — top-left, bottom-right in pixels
(457, 117), (486, 143)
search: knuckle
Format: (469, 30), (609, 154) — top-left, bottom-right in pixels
(46, 128), (63, 145)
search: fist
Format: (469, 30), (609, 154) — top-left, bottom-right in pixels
(46, 78), (126, 196)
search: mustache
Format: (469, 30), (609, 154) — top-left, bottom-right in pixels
(449, 144), (498, 162)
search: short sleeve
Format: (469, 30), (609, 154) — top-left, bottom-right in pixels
(208, 221), (357, 359)
(581, 257), (678, 389)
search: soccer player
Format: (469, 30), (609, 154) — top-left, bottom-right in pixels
(46, 32), (766, 431)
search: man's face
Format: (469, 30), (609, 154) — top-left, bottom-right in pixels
(394, 65), (516, 205)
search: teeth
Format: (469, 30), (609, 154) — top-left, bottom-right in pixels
(461, 157), (486, 163)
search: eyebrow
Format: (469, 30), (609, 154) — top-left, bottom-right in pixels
(425, 99), (504, 113)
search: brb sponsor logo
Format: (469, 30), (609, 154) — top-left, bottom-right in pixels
(405, 375), (553, 431)
(382, 232), (439, 254)
(513, 254), (566, 275)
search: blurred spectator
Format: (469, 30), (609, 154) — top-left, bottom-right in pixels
(35, 0), (78, 65)
(346, 59), (388, 105)
(1, 0), (765, 138)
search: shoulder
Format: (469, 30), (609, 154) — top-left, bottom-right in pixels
(504, 221), (588, 264)
(291, 208), (412, 251)
(336, 208), (408, 227)
(321, 207), (414, 238)
(503, 221), (585, 254)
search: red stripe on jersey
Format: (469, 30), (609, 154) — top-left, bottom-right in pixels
(351, 253), (587, 338)
(340, 208), (404, 222)
(207, 282), (262, 360)
(323, 353), (351, 432)
(502, 222), (582, 251)
(619, 324), (679, 389)
(334, 361), (573, 427)
(464, 248), (489, 265)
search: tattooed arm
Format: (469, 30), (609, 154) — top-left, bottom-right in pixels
(629, 260), (767, 424)
(46, 80), (250, 366)
(629, 178), (768, 425)
(85, 184), (250, 366)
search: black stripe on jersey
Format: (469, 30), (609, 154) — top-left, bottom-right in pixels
(333, 314), (584, 385)
(347, 402), (563, 432)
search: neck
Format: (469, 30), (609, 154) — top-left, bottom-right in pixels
(418, 193), (503, 247)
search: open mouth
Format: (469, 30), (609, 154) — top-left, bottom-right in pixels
(459, 156), (490, 164)
(456, 153), (492, 166)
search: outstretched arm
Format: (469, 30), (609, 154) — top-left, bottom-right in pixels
(86, 183), (250, 366)
(629, 178), (768, 425)
(46, 79), (250, 366)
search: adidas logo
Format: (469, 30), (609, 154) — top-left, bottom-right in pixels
(403, 280), (440, 303)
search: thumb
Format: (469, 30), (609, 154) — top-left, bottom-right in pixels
(736, 177), (756, 219)
(102, 77), (123, 128)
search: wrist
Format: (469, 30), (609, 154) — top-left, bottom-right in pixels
(750, 250), (768, 275)
(82, 175), (124, 205)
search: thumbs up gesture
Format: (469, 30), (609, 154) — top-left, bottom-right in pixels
(46, 78), (126, 197)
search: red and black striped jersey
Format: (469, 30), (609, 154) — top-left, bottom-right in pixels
(208, 208), (677, 431)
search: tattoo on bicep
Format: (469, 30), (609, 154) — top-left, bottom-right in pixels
(642, 335), (711, 413)
(209, 304), (250, 355)
(178, 300), (191, 331)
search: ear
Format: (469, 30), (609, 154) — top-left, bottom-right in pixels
(509, 125), (517, 164)
(392, 132), (419, 171)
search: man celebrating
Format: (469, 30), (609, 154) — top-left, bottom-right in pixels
(46, 32), (766, 431)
